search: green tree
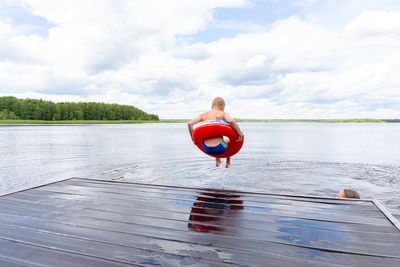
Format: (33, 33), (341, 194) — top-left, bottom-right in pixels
(0, 110), (7, 119)
(0, 96), (159, 121)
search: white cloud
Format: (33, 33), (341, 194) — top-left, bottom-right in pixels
(0, 0), (400, 119)
(0, 21), (12, 34)
(346, 11), (400, 36)
(193, 12), (400, 118)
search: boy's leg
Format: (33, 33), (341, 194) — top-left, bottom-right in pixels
(223, 137), (230, 167)
(216, 157), (221, 167)
(226, 157), (231, 168)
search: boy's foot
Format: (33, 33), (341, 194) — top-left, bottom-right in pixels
(226, 157), (231, 168)
(216, 158), (221, 167)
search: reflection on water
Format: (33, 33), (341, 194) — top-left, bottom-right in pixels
(188, 189), (243, 233)
(0, 123), (399, 218)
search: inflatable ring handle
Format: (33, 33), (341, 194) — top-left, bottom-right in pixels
(192, 120), (244, 158)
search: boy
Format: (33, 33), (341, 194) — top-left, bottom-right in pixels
(337, 189), (360, 199)
(188, 97), (243, 168)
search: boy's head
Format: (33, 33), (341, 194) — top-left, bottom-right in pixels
(212, 97), (225, 111)
(337, 189), (360, 199)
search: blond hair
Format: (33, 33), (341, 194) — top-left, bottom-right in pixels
(341, 189), (360, 199)
(211, 97), (225, 108)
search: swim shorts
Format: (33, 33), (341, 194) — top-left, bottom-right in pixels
(202, 140), (227, 155)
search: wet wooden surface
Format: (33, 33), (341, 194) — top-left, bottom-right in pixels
(0, 178), (399, 266)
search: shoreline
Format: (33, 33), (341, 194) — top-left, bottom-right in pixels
(1, 119), (399, 124)
(236, 119), (395, 123)
(0, 120), (184, 124)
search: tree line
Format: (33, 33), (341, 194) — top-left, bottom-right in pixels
(0, 96), (159, 121)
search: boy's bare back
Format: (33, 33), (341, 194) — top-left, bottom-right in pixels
(200, 110), (231, 122)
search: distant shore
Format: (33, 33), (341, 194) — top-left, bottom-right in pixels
(0, 120), (183, 124)
(1, 119), (399, 124)
(236, 119), (400, 123)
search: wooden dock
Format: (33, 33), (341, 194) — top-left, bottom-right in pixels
(0, 178), (399, 266)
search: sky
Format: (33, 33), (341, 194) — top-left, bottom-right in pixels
(0, 0), (399, 119)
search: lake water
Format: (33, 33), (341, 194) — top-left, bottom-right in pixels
(1, 123), (399, 218)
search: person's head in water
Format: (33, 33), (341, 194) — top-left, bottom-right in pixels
(212, 97), (225, 111)
(337, 189), (360, 199)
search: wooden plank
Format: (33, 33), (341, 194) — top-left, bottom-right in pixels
(1, 178), (399, 267)
(0, 224), (341, 267)
(0, 201), (399, 257)
(3, 193), (388, 241)
(27, 192), (384, 227)
(0, 238), (137, 267)
(77, 178), (375, 204)
(49, 181), (383, 215)
(0, 199), (398, 246)
(26, 187), (392, 226)
(4, 193), (397, 235)
(0, 213), (399, 267)
(0, 226), (231, 267)
(1, 182), (396, 234)
(22, 187), (383, 222)
(48, 178), (380, 210)
(67, 179), (378, 209)
(0, 255), (38, 267)
(69, 178), (377, 210)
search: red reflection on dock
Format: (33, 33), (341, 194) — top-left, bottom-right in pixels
(188, 189), (243, 233)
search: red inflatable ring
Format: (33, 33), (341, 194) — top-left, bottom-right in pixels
(192, 120), (244, 158)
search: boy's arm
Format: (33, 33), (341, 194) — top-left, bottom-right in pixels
(224, 113), (243, 142)
(188, 114), (202, 143)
